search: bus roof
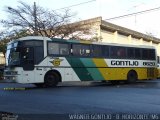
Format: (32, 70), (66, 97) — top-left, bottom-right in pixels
(9, 36), (155, 49)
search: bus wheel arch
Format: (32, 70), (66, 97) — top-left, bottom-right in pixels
(44, 70), (61, 87)
(127, 70), (138, 83)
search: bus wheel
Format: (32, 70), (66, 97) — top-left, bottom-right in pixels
(127, 70), (137, 83)
(44, 71), (59, 87)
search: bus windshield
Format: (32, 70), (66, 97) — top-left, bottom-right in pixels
(6, 42), (21, 66)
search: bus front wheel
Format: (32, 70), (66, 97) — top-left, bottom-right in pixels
(44, 71), (60, 87)
(127, 70), (137, 83)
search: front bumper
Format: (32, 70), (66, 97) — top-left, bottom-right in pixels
(3, 70), (18, 82)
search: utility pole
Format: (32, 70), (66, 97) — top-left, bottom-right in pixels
(33, 2), (38, 35)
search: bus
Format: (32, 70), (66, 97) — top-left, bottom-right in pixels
(4, 36), (157, 87)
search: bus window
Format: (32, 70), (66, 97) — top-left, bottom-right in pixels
(48, 42), (69, 56)
(72, 44), (81, 56)
(110, 46), (117, 58)
(34, 46), (44, 64)
(103, 46), (109, 57)
(59, 44), (69, 55)
(142, 49), (148, 60)
(72, 44), (90, 57)
(92, 45), (102, 57)
(127, 48), (135, 59)
(110, 46), (126, 59)
(81, 45), (90, 56)
(135, 48), (141, 59)
(48, 43), (59, 55)
(149, 49), (156, 60)
(117, 47), (126, 58)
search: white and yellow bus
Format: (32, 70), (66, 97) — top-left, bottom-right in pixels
(4, 36), (157, 87)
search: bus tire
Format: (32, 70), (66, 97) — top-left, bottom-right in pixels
(127, 70), (137, 83)
(44, 71), (60, 87)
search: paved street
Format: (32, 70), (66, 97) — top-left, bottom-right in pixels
(0, 80), (160, 119)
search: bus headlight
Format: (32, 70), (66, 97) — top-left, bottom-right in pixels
(12, 76), (16, 80)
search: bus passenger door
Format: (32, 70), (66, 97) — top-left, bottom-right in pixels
(21, 47), (34, 71)
(21, 47), (35, 83)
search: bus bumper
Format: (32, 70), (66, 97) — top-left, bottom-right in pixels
(3, 76), (17, 83)
(3, 70), (18, 83)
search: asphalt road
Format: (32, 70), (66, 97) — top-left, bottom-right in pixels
(0, 80), (160, 120)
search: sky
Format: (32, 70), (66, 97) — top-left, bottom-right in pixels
(1, 0), (160, 38)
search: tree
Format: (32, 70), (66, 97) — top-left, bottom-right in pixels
(0, 1), (92, 40)
(0, 1), (101, 56)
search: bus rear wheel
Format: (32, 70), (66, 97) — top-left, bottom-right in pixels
(127, 70), (137, 83)
(44, 71), (60, 87)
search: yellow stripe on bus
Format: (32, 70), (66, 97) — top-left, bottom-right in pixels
(92, 58), (108, 80)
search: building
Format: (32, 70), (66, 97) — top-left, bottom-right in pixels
(0, 52), (5, 65)
(76, 17), (160, 57)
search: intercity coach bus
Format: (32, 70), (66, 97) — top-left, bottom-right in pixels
(4, 36), (157, 87)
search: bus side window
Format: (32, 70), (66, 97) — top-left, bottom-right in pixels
(48, 43), (59, 55)
(127, 48), (135, 59)
(72, 44), (81, 56)
(72, 44), (90, 57)
(92, 45), (102, 57)
(59, 44), (69, 55)
(81, 45), (90, 57)
(110, 46), (117, 58)
(103, 46), (109, 57)
(135, 48), (141, 59)
(149, 49), (156, 60)
(117, 47), (126, 58)
(142, 49), (148, 60)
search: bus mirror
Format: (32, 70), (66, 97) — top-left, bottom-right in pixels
(71, 49), (73, 53)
